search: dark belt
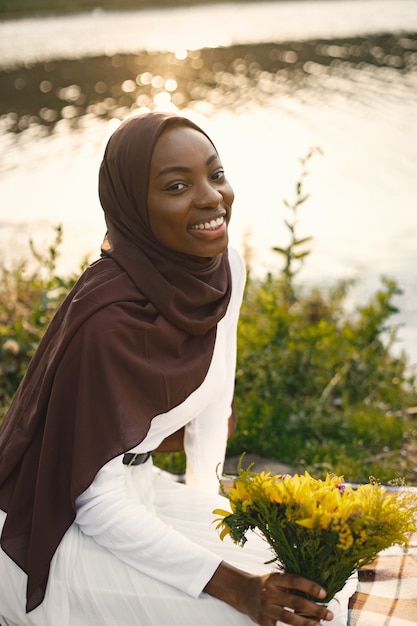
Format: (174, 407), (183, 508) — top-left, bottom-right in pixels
(122, 451), (153, 466)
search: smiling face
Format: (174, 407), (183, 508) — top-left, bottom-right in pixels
(147, 123), (234, 257)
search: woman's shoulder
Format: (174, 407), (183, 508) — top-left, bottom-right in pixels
(65, 257), (148, 333)
(77, 257), (140, 301)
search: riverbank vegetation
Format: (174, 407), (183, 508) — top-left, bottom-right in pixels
(1, 156), (416, 485)
(230, 153), (417, 484)
(1, 0), (262, 19)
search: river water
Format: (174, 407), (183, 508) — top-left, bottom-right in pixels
(0, 0), (417, 363)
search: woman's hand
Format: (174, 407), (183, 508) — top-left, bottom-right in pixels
(205, 561), (334, 626)
(245, 571), (333, 626)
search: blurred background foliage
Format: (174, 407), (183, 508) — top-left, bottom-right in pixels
(0, 226), (83, 414)
(1, 158), (416, 485)
(0, 0), (253, 18)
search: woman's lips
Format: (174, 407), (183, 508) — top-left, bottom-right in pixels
(188, 214), (226, 231)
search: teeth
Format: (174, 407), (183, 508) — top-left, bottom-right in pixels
(190, 215), (225, 231)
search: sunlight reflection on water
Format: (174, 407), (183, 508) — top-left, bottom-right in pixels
(1, 0), (417, 65)
(1, 1), (417, 363)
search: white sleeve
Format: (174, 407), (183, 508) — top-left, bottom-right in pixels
(75, 457), (221, 597)
(184, 248), (246, 494)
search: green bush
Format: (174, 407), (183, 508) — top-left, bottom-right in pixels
(230, 273), (417, 481)
(0, 226), (80, 421)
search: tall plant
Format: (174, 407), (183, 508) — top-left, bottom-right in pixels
(271, 147), (319, 304)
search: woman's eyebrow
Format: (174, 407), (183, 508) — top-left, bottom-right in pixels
(157, 153), (219, 177)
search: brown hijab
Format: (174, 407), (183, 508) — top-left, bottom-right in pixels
(0, 112), (231, 612)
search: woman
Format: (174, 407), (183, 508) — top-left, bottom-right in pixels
(0, 112), (353, 625)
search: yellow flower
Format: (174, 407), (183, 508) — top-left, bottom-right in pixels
(212, 508), (233, 540)
(296, 517), (316, 529)
(336, 523), (354, 551)
(228, 480), (252, 512)
(214, 455), (417, 603)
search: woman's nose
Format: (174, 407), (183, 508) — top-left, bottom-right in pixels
(193, 182), (222, 208)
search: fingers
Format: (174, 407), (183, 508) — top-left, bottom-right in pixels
(266, 598), (333, 626)
(259, 573), (334, 626)
(266, 610), (332, 626)
(263, 594), (333, 625)
(267, 572), (327, 600)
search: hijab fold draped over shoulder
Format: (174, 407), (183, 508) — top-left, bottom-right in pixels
(0, 112), (232, 612)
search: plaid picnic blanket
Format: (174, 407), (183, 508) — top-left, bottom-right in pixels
(348, 532), (417, 626)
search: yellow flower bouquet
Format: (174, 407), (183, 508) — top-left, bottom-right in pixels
(214, 461), (417, 603)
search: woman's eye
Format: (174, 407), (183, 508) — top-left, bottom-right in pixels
(165, 181), (187, 192)
(211, 169), (225, 182)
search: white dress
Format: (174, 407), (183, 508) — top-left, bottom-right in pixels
(0, 248), (357, 625)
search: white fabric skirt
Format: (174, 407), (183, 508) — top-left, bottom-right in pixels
(0, 464), (357, 626)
